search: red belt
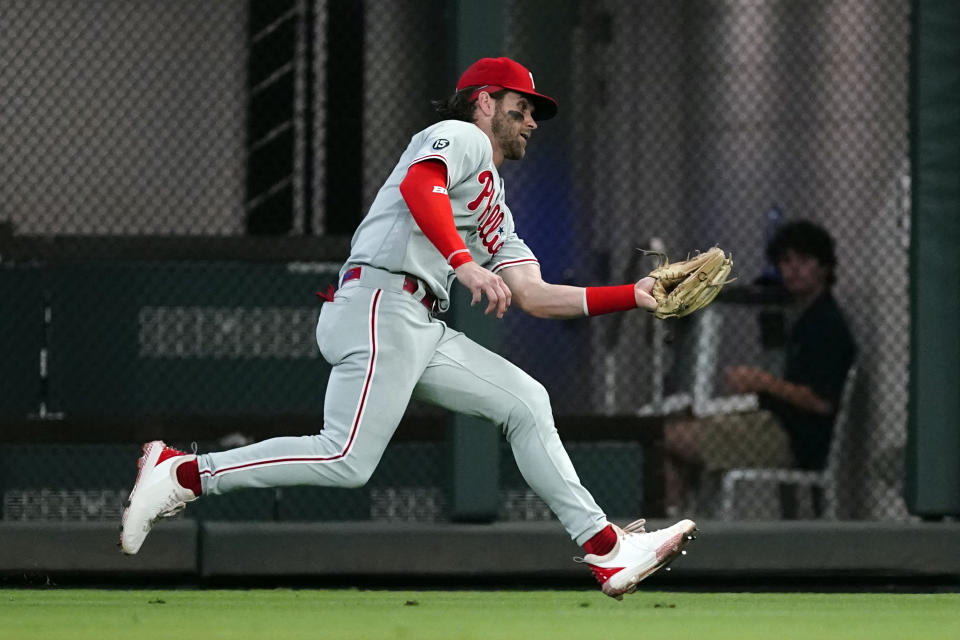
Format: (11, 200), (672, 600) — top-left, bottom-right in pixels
(341, 267), (437, 311)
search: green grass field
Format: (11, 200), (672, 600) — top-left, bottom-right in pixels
(2, 589), (958, 640)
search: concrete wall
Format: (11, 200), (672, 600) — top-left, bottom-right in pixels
(3, 520), (958, 583)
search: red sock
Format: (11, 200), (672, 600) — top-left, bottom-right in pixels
(175, 459), (202, 496)
(583, 525), (617, 556)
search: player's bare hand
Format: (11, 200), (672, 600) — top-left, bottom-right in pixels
(455, 262), (512, 318)
(634, 276), (657, 311)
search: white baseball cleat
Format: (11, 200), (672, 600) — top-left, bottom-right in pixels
(576, 518), (698, 600)
(119, 440), (198, 555)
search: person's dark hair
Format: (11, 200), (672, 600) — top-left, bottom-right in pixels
(432, 87), (507, 122)
(766, 219), (837, 285)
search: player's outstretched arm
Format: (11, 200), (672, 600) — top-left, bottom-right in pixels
(501, 264), (657, 319)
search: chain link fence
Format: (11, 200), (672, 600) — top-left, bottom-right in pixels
(1, 1), (911, 524)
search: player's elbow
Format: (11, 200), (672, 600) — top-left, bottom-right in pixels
(511, 292), (539, 317)
(519, 302), (553, 319)
(511, 281), (553, 318)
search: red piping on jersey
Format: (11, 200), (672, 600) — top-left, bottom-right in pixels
(200, 290), (382, 479)
(492, 257), (539, 273)
(400, 160), (474, 269)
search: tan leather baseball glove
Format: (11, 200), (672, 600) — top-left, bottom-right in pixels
(645, 247), (735, 319)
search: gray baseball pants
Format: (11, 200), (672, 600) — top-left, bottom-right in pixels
(197, 267), (608, 544)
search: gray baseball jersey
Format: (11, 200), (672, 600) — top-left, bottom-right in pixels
(346, 119), (539, 312)
(197, 119), (609, 545)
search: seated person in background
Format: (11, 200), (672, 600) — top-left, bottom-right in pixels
(663, 220), (857, 513)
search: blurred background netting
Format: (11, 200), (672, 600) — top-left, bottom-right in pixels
(1, 1), (910, 524)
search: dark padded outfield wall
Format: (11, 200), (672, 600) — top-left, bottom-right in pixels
(906, 0), (960, 518)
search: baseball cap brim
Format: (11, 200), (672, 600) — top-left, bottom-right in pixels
(515, 90), (558, 121)
(467, 85), (558, 121)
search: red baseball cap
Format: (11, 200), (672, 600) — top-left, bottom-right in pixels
(456, 57), (558, 121)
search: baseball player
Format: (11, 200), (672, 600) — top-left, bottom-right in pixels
(121, 57), (696, 599)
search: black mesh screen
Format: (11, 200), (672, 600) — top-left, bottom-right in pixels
(1, 0), (911, 523)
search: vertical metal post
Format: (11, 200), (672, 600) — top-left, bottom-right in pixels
(906, 0), (960, 517)
(445, 0), (504, 522)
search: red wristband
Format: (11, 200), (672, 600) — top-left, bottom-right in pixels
(584, 285), (638, 316)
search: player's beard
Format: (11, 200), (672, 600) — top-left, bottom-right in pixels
(492, 102), (526, 161)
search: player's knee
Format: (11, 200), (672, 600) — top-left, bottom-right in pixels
(339, 472), (370, 489)
(337, 461), (375, 489)
(504, 377), (553, 431)
(526, 380), (553, 417)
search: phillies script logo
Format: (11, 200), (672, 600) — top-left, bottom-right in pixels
(467, 170), (505, 254)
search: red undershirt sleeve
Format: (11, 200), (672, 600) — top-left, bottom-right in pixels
(399, 160), (473, 269)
